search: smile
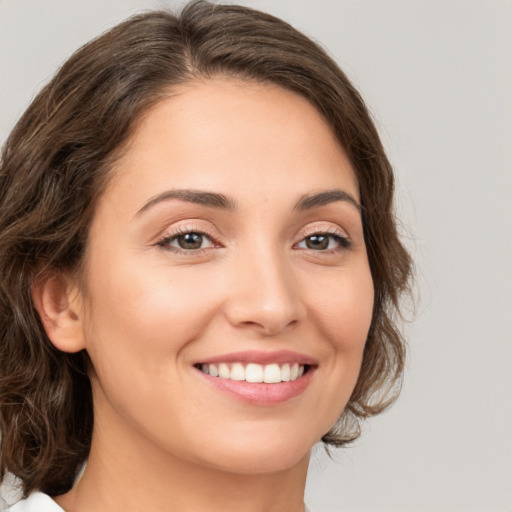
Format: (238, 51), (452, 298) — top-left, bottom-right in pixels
(197, 362), (306, 383)
(193, 351), (316, 406)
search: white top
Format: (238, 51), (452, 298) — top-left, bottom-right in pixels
(6, 492), (63, 512)
(6, 492), (314, 512)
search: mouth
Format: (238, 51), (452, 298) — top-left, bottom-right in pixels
(192, 351), (316, 406)
(194, 362), (310, 383)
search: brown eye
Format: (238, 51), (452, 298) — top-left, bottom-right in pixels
(305, 235), (329, 250)
(176, 232), (204, 249)
(159, 231), (214, 251)
(296, 233), (349, 251)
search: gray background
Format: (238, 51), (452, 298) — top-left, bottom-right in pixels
(1, 1), (511, 511)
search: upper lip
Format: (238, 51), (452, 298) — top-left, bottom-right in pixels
(195, 350), (318, 366)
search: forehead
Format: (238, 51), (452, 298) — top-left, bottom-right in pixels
(103, 78), (359, 212)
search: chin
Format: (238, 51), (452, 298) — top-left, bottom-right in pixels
(207, 449), (309, 475)
(189, 428), (317, 475)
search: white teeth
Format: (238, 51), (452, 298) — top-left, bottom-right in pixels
(263, 363), (281, 383)
(199, 362), (306, 383)
(245, 363), (264, 383)
(230, 363), (245, 381)
(281, 363), (291, 382)
(218, 363), (230, 379)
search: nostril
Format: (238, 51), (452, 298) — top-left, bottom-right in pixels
(222, 270), (305, 335)
(234, 317), (301, 337)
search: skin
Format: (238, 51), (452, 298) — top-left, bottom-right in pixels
(38, 79), (374, 512)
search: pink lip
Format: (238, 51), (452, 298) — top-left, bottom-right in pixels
(196, 369), (315, 406)
(196, 350), (318, 366)
(193, 350), (317, 406)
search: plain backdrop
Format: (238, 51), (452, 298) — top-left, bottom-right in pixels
(1, 1), (511, 511)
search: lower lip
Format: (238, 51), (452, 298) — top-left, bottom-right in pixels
(196, 367), (315, 406)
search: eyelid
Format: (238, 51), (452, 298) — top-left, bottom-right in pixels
(294, 223), (352, 251)
(297, 223), (349, 241)
(154, 220), (351, 253)
(155, 221), (224, 251)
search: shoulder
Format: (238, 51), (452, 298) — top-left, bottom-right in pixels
(5, 492), (64, 512)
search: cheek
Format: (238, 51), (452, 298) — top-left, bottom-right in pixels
(81, 253), (220, 385)
(306, 266), (374, 353)
(302, 263), (374, 426)
(80, 255), (223, 450)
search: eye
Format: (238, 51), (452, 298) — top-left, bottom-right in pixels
(296, 233), (349, 251)
(158, 231), (215, 251)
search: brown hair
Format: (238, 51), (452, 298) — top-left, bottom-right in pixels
(0, 0), (412, 498)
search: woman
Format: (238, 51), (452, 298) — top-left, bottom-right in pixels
(0, 2), (412, 510)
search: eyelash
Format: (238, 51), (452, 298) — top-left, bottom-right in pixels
(156, 224), (220, 255)
(156, 226), (351, 254)
(295, 227), (351, 252)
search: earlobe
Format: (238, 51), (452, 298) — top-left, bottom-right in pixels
(31, 271), (86, 353)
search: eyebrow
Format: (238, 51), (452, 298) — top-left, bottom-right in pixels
(135, 187), (361, 217)
(135, 189), (236, 217)
(294, 189), (361, 212)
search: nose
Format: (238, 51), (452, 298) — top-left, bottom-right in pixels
(223, 247), (306, 336)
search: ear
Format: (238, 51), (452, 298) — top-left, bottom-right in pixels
(31, 271), (86, 353)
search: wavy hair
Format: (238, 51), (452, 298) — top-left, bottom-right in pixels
(0, 0), (413, 497)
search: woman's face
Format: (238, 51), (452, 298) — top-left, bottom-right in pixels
(77, 79), (374, 474)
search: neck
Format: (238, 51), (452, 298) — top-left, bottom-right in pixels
(55, 397), (310, 512)
(57, 447), (309, 512)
